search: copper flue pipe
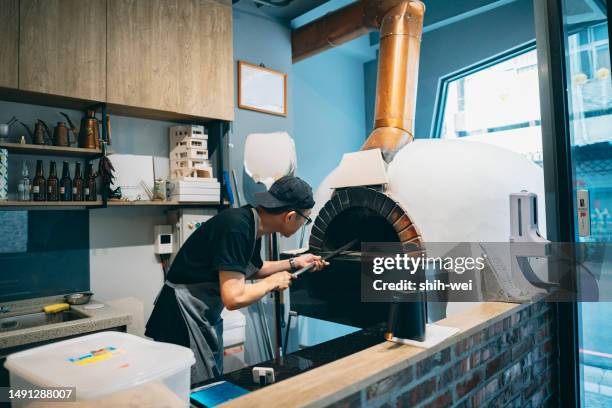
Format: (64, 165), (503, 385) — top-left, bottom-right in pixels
(361, 1), (425, 162)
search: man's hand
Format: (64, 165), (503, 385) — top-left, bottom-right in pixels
(294, 254), (329, 272)
(265, 271), (295, 291)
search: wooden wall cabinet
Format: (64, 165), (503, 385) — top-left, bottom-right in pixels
(19, 0), (106, 101)
(107, 0), (234, 121)
(0, 0), (19, 88)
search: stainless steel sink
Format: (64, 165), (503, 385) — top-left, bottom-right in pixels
(0, 310), (87, 333)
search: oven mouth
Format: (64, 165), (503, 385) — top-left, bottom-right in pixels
(322, 207), (400, 252)
(309, 187), (422, 254)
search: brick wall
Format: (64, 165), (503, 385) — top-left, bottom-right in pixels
(329, 301), (557, 408)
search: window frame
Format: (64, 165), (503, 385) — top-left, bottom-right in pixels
(431, 41), (538, 139)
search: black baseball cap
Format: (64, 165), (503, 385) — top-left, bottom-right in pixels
(254, 176), (315, 210)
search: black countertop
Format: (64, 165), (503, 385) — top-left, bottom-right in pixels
(193, 324), (387, 392)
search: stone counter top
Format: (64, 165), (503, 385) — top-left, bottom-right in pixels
(0, 295), (132, 349)
(220, 301), (555, 407)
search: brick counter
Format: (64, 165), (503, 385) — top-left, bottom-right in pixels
(221, 301), (557, 408)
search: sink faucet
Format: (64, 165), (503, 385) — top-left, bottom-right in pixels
(0, 305), (11, 313)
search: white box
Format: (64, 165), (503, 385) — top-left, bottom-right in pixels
(172, 147), (208, 161)
(171, 158), (212, 170)
(172, 167), (214, 181)
(169, 125), (207, 140)
(173, 180), (220, 196)
(170, 137), (208, 151)
(4, 331), (195, 407)
(171, 192), (220, 203)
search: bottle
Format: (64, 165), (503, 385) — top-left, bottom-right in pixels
(73, 162), (83, 201)
(32, 160), (46, 201)
(85, 163), (97, 201)
(17, 161), (31, 201)
(59, 161), (72, 201)
(47, 161), (59, 201)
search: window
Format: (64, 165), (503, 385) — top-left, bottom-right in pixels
(436, 46), (544, 165)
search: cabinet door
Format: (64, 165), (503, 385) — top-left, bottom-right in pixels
(19, 0), (106, 101)
(107, 0), (234, 120)
(0, 0), (19, 88)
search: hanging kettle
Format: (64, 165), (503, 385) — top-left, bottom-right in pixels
(60, 111), (99, 149)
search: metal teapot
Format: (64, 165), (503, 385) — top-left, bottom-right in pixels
(60, 111), (100, 149)
(52, 121), (75, 147)
(20, 119), (51, 145)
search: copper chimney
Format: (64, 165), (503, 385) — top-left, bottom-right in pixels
(292, 0), (426, 162)
(362, 1), (425, 162)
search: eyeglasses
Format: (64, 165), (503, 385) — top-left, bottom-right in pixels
(295, 209), (313, 225)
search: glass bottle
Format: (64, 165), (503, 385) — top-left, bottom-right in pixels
(85, 163), (97, 202)
(59, 161), (72, 201)
(32, 160), (46, 201)
(17, 161), (30, 201)
(73, 162), (83, 201)
(47, 161), (59, 201)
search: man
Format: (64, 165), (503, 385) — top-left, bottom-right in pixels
(145, 176), (327, 384)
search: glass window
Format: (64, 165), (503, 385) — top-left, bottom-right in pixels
(438, 48), (544, 165)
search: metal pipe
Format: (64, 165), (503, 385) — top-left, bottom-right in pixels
(292, 1), (425, 162)
(361, 1), (425, 162)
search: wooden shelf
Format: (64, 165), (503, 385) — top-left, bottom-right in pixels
(0, 142), (102, 158)
(107, 200), (219, 207)
(0, 200), (103, 208)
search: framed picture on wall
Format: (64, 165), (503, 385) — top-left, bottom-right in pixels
(238, 61), (287, 117)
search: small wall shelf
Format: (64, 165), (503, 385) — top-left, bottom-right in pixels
(0, 142), (102, 158)
(107, 200), (219, 207)
(0, 200), (103, 208)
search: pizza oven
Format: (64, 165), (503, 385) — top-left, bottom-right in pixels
(287, 0), (546, 337)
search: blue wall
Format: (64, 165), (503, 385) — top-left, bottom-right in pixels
(293, 40), (370, 189)
(364, 0), (536, 139)
(231, 8), (294, 204)
(232, 4), (376, 194)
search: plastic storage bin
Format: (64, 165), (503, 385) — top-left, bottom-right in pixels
(221, 309), (247, 373)
(4, 331), (195, 408)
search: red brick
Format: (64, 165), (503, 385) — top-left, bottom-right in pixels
(456, 370), (483, 398)
(486, 351), (510, 378)
(398, 378), (437, 406)
(511, 337), (535, 359)
(471, 387), (485, 406)
(423, 391), (453, 408)
(366, 367), (413, 401)
(543, 339), (553, 353)
(416, 348), (451, 376)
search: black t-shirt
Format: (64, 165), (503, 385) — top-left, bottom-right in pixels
(167, 206), (263, 284)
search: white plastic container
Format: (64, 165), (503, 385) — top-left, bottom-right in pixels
(221, 309), (247, 373)
(4, 331), (195, 408)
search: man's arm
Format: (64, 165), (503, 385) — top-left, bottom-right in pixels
(220, 270), (293, 310)
(251, 254), (329, 279)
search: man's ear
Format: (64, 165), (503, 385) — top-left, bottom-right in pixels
(285, 210), (296, 223)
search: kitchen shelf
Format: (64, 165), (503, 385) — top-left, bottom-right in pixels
(0, 200), (103, 208)
(0, 142), (102, 158)
(107, 200), (220, 207)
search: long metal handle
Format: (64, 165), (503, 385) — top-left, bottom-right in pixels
(292, 239), (358, 278)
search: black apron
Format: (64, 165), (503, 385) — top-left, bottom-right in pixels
(146, 208), (260, 384)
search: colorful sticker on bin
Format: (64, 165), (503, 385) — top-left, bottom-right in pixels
(68, 346), (122, 366)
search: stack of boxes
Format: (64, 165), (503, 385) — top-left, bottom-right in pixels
(169, 125), (220, 202)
